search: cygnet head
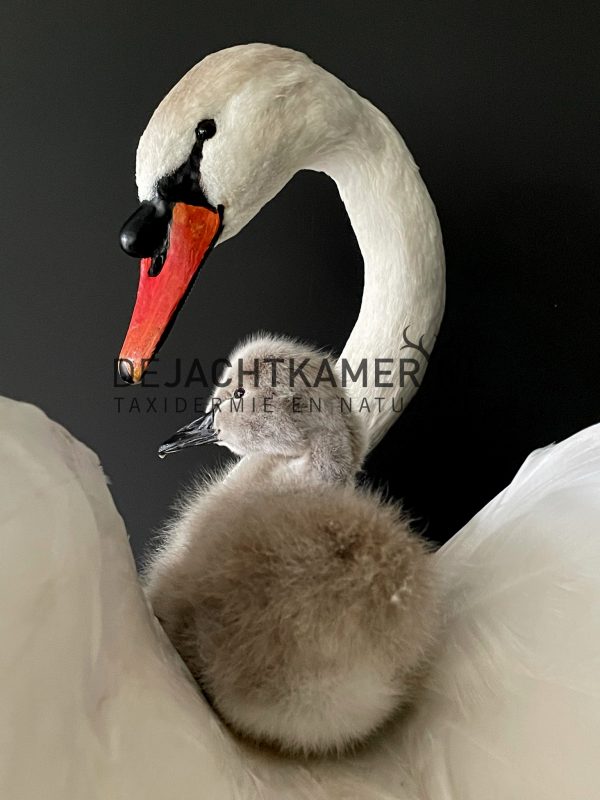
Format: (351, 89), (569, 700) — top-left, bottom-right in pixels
(159, 335), (367, 483)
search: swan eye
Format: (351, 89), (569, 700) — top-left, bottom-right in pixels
(233, 387), (245, 399)
(195, 119), (216, 141)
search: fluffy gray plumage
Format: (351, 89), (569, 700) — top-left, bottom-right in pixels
(144, 335), (440, 755)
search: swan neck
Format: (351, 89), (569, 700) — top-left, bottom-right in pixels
(313, 98), (445, 449)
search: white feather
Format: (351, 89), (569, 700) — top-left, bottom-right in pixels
(136, 44), (445, 447)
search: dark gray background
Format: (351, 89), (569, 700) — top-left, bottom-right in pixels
(1, 1), (598, 559)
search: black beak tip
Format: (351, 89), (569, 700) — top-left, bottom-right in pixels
(118, 359), (135, 385)
(156, 435), (187, 459)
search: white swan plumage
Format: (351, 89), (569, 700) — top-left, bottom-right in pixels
(2, 42), (600, 798)
(118, 43), (445, 451)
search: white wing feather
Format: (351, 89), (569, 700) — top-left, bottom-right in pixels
(398, 422), (600, 799)
(0, 398), (250, 799)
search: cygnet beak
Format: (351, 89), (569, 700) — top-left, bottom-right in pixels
(158, 409), (219, 458)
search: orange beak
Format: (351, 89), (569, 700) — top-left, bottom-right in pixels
(118, 203), (222, 384)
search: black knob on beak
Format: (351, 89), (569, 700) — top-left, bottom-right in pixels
(119, 199), (172, 258)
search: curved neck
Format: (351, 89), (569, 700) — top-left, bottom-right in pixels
(311, 98), (445, 450)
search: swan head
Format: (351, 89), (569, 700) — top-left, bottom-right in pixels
(158, 334), (367, 483)
(118, 44), (354, 384)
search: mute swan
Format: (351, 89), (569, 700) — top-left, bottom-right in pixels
(144, 335), (440, 755)
(117, 43), (445, 452)
(3, 42), (600, 800)
(109, 42), (599, 793)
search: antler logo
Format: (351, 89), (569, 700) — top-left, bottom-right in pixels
(400, 325), (431, 363)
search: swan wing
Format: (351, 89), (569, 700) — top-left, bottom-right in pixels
(398, 422), (600, 799)
(0, 397), (259, 799)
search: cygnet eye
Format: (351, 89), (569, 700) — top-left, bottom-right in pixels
(233, 387), (245, 399)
